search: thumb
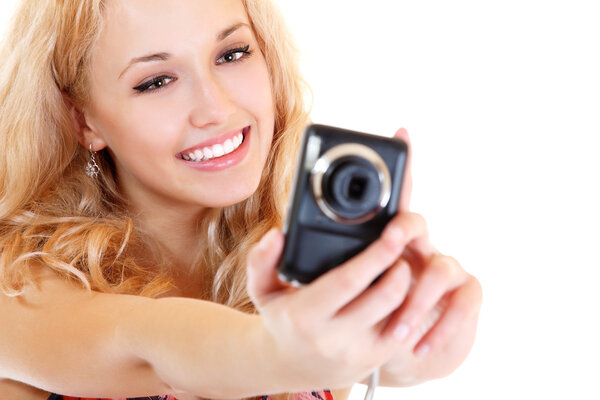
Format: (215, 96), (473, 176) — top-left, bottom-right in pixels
(246, 228), (287, 308)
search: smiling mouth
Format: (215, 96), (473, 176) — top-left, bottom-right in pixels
(177, 126), (248, 162)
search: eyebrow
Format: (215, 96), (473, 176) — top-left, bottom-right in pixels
(217, 22), (250, 41)
(118, 22), (252, 80)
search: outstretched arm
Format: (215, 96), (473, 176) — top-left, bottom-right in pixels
(0, 267), (282, 399)
(1, 210), (423, 400)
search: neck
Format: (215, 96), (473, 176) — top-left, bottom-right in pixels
(117, 171), (206, 267)
(114, 164), (220, 298)
(136, 206), (204, 265)
(124, 186), (211, 295)
(136, 204), (213, 298)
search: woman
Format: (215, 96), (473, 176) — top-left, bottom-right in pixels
(0, 0), (482, 399)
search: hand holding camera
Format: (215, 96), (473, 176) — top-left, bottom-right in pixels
(246, 126), (482, 388)
(246, 199), (431, 389)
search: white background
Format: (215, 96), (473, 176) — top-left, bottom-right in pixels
(2, 1), (599, 399)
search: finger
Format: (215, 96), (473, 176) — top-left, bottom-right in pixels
(333, 259), (411, 329)
(301, 212), (428, 317)
(246, 229), (288, 308)
(394, 128), (412, 212)
(384, 254), (466, 342)
(412, 275), (483, 357)
(404, 235), (438, 269)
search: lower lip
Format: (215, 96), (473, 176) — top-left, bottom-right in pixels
(179, 127), (251, 172)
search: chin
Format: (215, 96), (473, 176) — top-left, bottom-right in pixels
(195, 178), (262, 209)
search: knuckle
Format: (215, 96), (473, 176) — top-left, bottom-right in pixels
(409, 212), (428, 235)
(442, 255), (460, 269)
(427, 256), (454, 282)
(452, 278), (483, 316)
(379, 233), (401, 255)
(467, 275), (484, 306)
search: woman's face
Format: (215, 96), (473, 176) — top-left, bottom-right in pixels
(83, 0), (274, 212)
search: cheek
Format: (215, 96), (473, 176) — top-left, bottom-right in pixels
(88, 103), (187, 193)
(230, 60), (276, 162)
(97, 100), (184, 158)
(223, 59), (275, 124)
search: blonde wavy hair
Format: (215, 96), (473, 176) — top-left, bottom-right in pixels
(0, 0), (309, 312)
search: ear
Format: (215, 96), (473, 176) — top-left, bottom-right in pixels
(61, 91), (107, 152)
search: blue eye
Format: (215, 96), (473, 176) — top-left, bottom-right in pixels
(133, 76), (175, 93)
(217, 45), (252, 64)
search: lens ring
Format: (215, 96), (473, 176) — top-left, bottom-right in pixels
(311, 143), (391, 225)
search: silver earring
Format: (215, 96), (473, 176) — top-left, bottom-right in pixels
(85, 144), (100, 178)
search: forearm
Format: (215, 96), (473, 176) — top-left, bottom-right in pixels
(117, 296), (294, 399)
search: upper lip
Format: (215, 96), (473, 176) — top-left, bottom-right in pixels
(177, 126), (249, 156)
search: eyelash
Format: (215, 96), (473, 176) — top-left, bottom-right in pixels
(216, 44), (252, 64)
(133, 76), (175, 93)
(133, 45), (253, 94)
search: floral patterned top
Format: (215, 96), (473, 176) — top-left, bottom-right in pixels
(47, 389), (334, 400)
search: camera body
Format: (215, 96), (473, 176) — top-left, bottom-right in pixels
(278, 124), (408, 286)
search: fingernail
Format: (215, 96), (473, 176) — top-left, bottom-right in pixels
(259, 229), (276, 251)
(415, 343), (430, 357)
(394, 323), (410, 342)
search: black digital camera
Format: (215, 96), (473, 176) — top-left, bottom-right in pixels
(278, 124), (408, 286)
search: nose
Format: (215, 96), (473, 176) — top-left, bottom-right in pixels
(188, 73), (236, 129)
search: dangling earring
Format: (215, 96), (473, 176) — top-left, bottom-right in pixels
(85, 144), (100, 178)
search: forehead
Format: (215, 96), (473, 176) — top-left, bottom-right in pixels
(94, 0), (249, 67)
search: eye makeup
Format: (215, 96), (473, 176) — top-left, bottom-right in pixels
(133, 75), (176, 93)
(216, 44), (252, 64)
(131, 43), (253, 94)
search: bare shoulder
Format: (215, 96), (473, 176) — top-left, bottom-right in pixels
(0, 379), (51, 400)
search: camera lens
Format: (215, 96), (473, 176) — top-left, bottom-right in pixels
(311, 142), (391, 225)
(323, 156), (382, 220)
(348, 176), (367, 200)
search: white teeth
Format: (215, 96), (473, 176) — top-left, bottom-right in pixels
(212, 143), (225, 157)
(224, 139), (234, 154)
(203, 147), (213, 160)
(181, 130), (245, 162)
